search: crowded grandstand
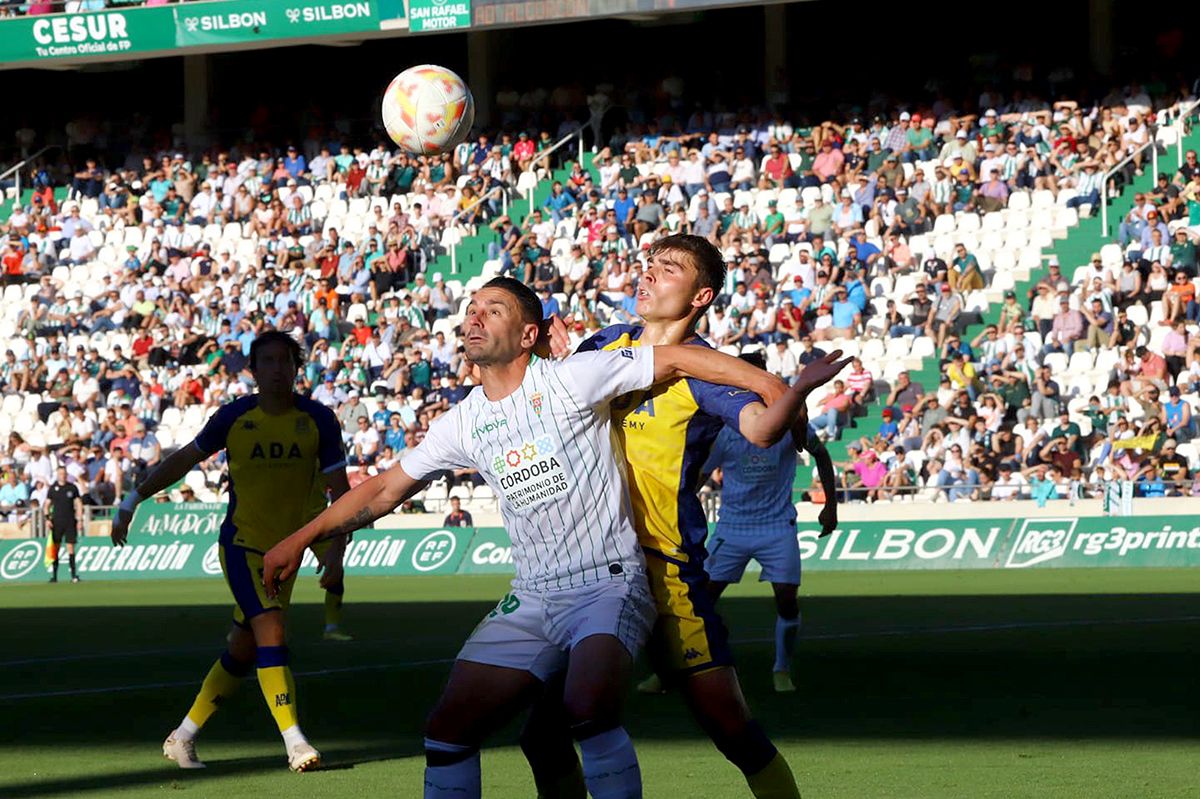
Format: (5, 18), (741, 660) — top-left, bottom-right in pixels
(1, 70), (1199, 532)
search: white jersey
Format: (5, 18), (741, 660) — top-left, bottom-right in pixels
(401, 348), (655, 592)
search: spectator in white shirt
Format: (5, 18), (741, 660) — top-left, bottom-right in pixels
(351, 416), (381, 466)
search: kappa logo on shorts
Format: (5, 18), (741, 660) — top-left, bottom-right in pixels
(620, 348), (634, 359)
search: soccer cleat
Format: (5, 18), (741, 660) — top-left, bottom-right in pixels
(163, 734), (206, 769)
(773, 671), (796, 693)
(48, 575), (57, 583)
(288, 741), (321, 772)
(322, 628), (354, 642)
(636, 674), (666, 695)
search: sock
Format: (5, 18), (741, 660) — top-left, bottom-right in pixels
(774, 613), (802, 674)
(576, 726), (641, 799)
(68, 553), (77, 578)
(424, 738), (480, 799)
(281, 724), (308, 750)
(532, 761), (587, 799)
(324, 583), (344, 631)
(181, 651), (252, 737)
(255, 646), (299, 736)
(745, 752), (801, 799)
(52, 555), (58, 579)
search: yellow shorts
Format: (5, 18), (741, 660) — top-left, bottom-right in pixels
(644, 549), (733, 676)
(221, 540), (333, 627)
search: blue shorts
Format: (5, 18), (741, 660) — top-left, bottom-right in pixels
(706, 529), (801, 585)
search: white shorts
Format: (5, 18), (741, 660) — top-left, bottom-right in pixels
(706, 529), (802, 585)
(457, 577), (657, 682)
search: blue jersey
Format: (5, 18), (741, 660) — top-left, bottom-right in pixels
(705, 425), (799, 536)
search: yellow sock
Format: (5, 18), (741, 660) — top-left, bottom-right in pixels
(746, 752), (801, 799)
(533, 760), (587, 799)
(324, 587), (344, 630)
(184, 651), (251, 729)
(255, 646), (298, 733)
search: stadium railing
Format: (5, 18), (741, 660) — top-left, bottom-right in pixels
(1099, 97), (1200, 235)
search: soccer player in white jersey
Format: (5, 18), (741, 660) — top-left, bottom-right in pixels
(702, 351), (839, 693)
(262, 278), (822, 799)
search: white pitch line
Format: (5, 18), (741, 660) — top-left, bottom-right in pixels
(2, 615), (1196, 702)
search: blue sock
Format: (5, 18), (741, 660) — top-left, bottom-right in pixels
(774, 613), (801, 673)
(424, 738), (480, 798)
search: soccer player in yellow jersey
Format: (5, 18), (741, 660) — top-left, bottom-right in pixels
(111, 331), (351, 773)
(525, 235), (847, 799)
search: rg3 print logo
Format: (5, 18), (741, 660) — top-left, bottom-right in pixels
(1005, 518), (1079, 568)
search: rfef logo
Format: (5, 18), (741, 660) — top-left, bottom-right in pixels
(0, 541), (42, 580)
(411, 530), (456, 572)
(1005, 518), (1079, 568)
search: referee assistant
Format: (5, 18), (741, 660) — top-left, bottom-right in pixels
(47, 466), (84, 583)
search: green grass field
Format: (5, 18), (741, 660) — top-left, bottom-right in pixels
(2, 569), (1197, 798)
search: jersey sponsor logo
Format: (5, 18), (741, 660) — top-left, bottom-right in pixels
(1005, 518), (1079, 568)
(470, 418), (508, 440)
(492, 437), (570, 510)
(249, 441), (304, 460)
(274, 692), (291, 707)
(411, 530), (457, 572)
(0, 541), (41, 580)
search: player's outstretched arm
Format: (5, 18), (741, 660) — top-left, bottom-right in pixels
(262, 464), (427, 597)
(315, 467), (353, 589)
(110, 443), (209, 547)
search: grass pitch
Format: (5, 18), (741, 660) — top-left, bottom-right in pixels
(1, 569), (1197, 798)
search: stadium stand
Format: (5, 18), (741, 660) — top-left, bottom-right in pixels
(1, 86), (1198, 528)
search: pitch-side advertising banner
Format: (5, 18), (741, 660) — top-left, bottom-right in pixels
(2, 508), (1198, 583)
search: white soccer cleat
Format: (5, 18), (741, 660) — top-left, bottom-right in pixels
(163, 734), (205, 769)
(773, 671), (797, 693)
(288, 741), (321, 772)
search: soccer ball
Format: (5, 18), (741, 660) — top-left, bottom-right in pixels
(381, 65), (475, 156)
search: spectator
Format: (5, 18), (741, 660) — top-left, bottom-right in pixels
(443, 495), (473, 528)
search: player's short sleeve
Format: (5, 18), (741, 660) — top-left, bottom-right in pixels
(312, 404), (347, 473)
(557, 348), (654, 407)
(576, 324), (638, 353)
(687, 378), (761, 431)
(399, 407), (475, 480)
(192, 401), (244, 455)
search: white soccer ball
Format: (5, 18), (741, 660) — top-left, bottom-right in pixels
(381, 64), (475, 156)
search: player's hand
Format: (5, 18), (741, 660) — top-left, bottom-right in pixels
(754, 373), (790, 406)
(536, 313), (571, 360)
(111, 509), (131, 547)
(263, 538), (304, 599)
(818, 503), (838, 538)
(793, 350), (852, 395)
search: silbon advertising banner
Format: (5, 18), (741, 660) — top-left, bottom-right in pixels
(0, 0), (407, 65)
(2, 513), (1199, 583)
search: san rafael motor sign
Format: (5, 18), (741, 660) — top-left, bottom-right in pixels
(408, 0), (471, 32)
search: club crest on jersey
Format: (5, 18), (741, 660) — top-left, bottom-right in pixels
(530, 392), (543, 417)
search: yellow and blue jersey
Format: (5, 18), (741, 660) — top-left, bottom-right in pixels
(578, 324), (758, 566)
(193, 394), (346, 552)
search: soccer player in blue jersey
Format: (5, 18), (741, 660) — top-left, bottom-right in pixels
(111, 331), (351, 772)
(525, 235), (849, 799)
(702, 350), (839, 693)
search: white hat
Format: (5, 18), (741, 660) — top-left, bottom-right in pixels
(985, 108), (997, 117)
(899, 112), (911, 121)
(955, 130), (967, 139)
(432, 272), (443, 282)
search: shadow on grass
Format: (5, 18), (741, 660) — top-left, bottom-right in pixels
(0, 591), (1197, 791)
(0, 743), (416, 798)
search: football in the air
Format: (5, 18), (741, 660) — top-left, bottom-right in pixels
(381, 64), (475, 156)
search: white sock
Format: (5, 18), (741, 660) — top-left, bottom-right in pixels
(175, 717), (200, 741)
(774, 613), (802, 674)
(578, 726), (641, 798)
(424, 738), (480, 799)
(281, 724), (308, 750)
